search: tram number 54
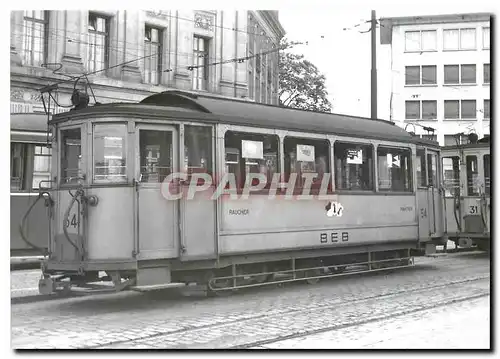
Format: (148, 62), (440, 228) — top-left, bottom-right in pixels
(320, 231), (349, 244)
(64, 214), (79, 228)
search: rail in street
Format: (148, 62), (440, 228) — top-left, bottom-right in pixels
(11, 251), (490, 349)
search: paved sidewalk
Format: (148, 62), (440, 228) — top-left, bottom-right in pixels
(257, 295), (490, 349)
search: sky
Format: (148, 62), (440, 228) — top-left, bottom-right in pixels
(277, 0), (496, 118)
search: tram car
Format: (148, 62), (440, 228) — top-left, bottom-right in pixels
(11, 113), (51, 257)
(441, 135), (491, 251)
(30, 90), (447, 296)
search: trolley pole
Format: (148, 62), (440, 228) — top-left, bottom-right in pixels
(371, 9), (377, 120)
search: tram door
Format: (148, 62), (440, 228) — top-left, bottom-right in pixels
(178, 124), (217, 261)
(55, 125), (86, 262)
(427, 150), (443, 237)
(416, 148), (431, 241)
(135, 125), (179, 259)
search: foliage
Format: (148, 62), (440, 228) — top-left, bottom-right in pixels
(278, 38), (332, 113)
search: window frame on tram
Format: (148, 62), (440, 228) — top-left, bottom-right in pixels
(10, 141), (52, 192)
(59, 124), (84, 187)
(92, 122), (129, 184)
(442, 155), (461, 197)
(223, 128), (281, 195)
(333, 140), (375, 193)
(483, 154), (490, 196)
(183, 123), (214, 185)
(376, 145), (414, 193)
(283, 135), (331, 196)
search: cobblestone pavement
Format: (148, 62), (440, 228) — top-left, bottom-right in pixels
(11, 270), (40, 298)
(11, 251), (489, 349)
(256, 295), (490, 349)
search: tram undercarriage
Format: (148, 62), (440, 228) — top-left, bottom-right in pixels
(38, 248), (415, 296)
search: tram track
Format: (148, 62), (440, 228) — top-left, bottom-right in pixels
(233, 291), (490, 349)
(84, 274), (489, 349)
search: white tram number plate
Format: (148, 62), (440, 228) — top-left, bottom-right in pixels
(320, 231), (349, 244)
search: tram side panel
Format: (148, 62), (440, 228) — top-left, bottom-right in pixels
(217, 194), (418, 255)
(11, 194), (49, 256)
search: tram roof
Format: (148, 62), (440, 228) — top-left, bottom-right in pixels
(52, 90), (438, 146)
(11, 113), (50, 132)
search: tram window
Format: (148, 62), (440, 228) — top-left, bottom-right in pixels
(334, 142), (373, 191)
(184, 125), (212, 184)
(466, 155), (479, 196)
(284, 137), (330, 195)
(139, 130), (173, 183)
(427, 152), (438, 187)
(224, 131), (279, 193)
(484, 154), (490, 196)
(93, 124), (127, 183)
(377, 147), (412, 192)
(11, 143), (26, 191)
(61, 128), (82, 184)
(442, 156), (460, 197)
(416, 149), (427, 188)
(32, 145), (52, 190)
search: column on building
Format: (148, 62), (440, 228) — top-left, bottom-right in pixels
(60, 10), (85, 73)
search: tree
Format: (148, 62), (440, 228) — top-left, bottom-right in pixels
(278, 38), (332, 113)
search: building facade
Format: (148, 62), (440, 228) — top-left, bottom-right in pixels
(10, 10), (285, 116)
(379, 13), (491, 146)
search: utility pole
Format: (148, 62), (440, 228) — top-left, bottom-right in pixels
(371, 9), (377, 120)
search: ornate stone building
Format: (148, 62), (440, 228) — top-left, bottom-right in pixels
(10, 10), (285, 115)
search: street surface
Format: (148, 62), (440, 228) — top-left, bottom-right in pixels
(11, 251), (490, 349)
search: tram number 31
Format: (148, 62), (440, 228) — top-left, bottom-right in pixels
(320, 231), (349, 244)
(64, 214), (79, 228)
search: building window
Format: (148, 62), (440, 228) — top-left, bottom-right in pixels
(334, 142), (374, 191)
(484, 64), (490, 84)
(443, 28), (476, 50)
(444, 134), (468, 146)
(422, 101), (437, 119)
(261, 54), (266, 103)
(377, 147), (412, 192)
(405, 30), (437, 52)
(22, 11), (48, 67)
(405, 65), (436, 85)
(444, 100), (460, 119)
(444, 64), (476, 84)
(144, 26), (162, 85)
(421, 134), (437, 142)
(444, 65), (459, 84)
(444, 100), (476, 119)
(405, 100), (436, 120)
(483, 27), (490, 49)
(461, 100), (476, 119)
(87, 13), (109, 73)
(192, 36), (209, 91)
(405, 101), (420, 119)
(460, 64), (476, 84)
(484, 100), (490, 119)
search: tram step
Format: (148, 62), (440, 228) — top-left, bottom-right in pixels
(130, 283), (186, 292)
